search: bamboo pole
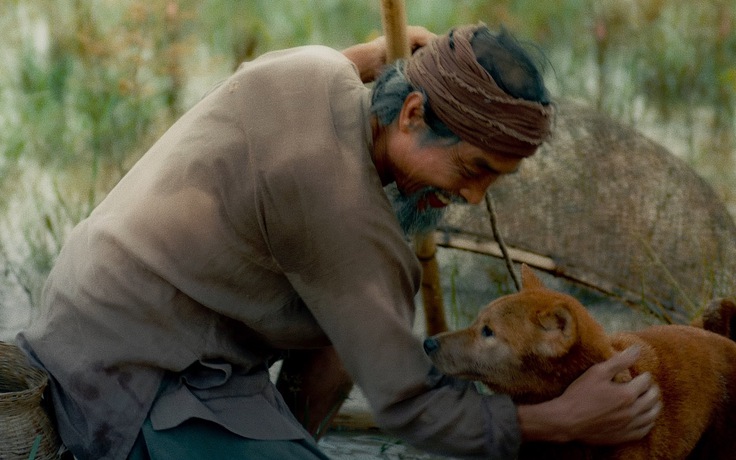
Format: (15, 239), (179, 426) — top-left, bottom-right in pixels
(379, 0), (411, 62)
(379, 0), (448, 335)
(414, 233), (449, 335)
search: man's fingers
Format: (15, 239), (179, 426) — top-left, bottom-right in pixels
(627, 371), (659, 409)
(406, 25), (436, 51)
(617, 375), (661, 443)
(598, 345), (641, 378)
(626, 421), (657, 441)
(624, 399), (662, 441)
(632, 384), (662, 421)
(640, 399), (662, 427)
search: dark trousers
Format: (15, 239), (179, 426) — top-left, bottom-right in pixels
(127, 417), (330, 460)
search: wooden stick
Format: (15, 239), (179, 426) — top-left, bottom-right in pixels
(380, 0), (447, 335)
(414, 233), (449, 335)
(380, 0), (411, 61)
(485, 192), (521, 291)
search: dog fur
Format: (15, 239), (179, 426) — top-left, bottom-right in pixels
(424, 265), (736, 459)
(691, 297), (736, 341)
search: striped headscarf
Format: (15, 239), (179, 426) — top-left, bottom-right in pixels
(405, 25), (553, 157)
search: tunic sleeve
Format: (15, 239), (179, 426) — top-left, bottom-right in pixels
(257, 54), (522, 458)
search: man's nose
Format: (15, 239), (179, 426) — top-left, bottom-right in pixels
(459, 188), (485, 204)
(460, 174), (498, 204)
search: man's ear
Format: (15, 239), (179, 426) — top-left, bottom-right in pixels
(398, 91), (426, 132)
(521, 264), (545, 291)
(534, 304), (576, 357)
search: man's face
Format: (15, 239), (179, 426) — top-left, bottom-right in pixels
(380, 91), (527, 235)
(386, 131), (523, 235)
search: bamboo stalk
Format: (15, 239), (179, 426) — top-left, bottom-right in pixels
(379, 0), (447, 335)
(380, 0), (411, 61)
(415, 233), (449, 335)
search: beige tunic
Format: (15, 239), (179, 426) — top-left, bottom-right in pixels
(18, 46), (520, 459)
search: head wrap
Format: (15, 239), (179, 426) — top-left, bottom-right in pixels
(404, 25), (553, 157)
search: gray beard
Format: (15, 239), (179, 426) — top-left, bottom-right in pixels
(384, 183), (447, 237)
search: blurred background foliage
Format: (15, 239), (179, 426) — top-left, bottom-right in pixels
(0, 0), (734, 331)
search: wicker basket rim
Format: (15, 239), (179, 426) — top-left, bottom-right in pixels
(0, 342), (61, 459)
(0, 341), (49, 398)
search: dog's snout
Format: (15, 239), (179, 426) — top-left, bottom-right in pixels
(423, 337), (440, 355)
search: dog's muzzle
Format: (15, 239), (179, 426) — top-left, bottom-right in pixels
(423, 337), (440, 355)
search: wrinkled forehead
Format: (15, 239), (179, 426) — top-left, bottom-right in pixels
(483, 149), (525, 175)
(460, 141), (526, 175)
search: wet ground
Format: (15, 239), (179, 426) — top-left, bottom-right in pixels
(319, 429), (447, 459)
(316, 385), (452, 460)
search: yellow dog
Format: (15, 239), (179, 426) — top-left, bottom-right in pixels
(424, 265), (736, 459)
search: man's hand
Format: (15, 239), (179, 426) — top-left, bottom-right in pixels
(342, 26), (435, 83)
(517, 346), (662, 444)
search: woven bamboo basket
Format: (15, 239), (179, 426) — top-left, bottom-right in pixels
(0, 341), (61, 460)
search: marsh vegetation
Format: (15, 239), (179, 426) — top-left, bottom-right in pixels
(1, 1), (734, 457)
(0, 0), (734, 338)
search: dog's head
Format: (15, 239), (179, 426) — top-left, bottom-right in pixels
(424, 264), (612, 402)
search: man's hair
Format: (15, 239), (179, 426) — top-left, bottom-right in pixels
(370, 25), (549, 146)
(469, 26), (549, 105)
(371, 61), (459, 146)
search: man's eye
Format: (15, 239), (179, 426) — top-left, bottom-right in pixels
(459, 162), (479, 178)
(481, 325), (494, 338)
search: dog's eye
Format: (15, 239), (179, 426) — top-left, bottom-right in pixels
(481, 325), (494, 338)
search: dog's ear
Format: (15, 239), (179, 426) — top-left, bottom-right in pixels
(521, 264), (545, 291)
(535, 303), (576, 357)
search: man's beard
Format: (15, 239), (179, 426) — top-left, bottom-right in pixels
(385, 184), (449, 237)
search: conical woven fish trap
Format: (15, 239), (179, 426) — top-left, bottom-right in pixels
(0, 341), (61, 460)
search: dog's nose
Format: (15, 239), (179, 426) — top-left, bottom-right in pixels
(423, 337), (440, 355)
